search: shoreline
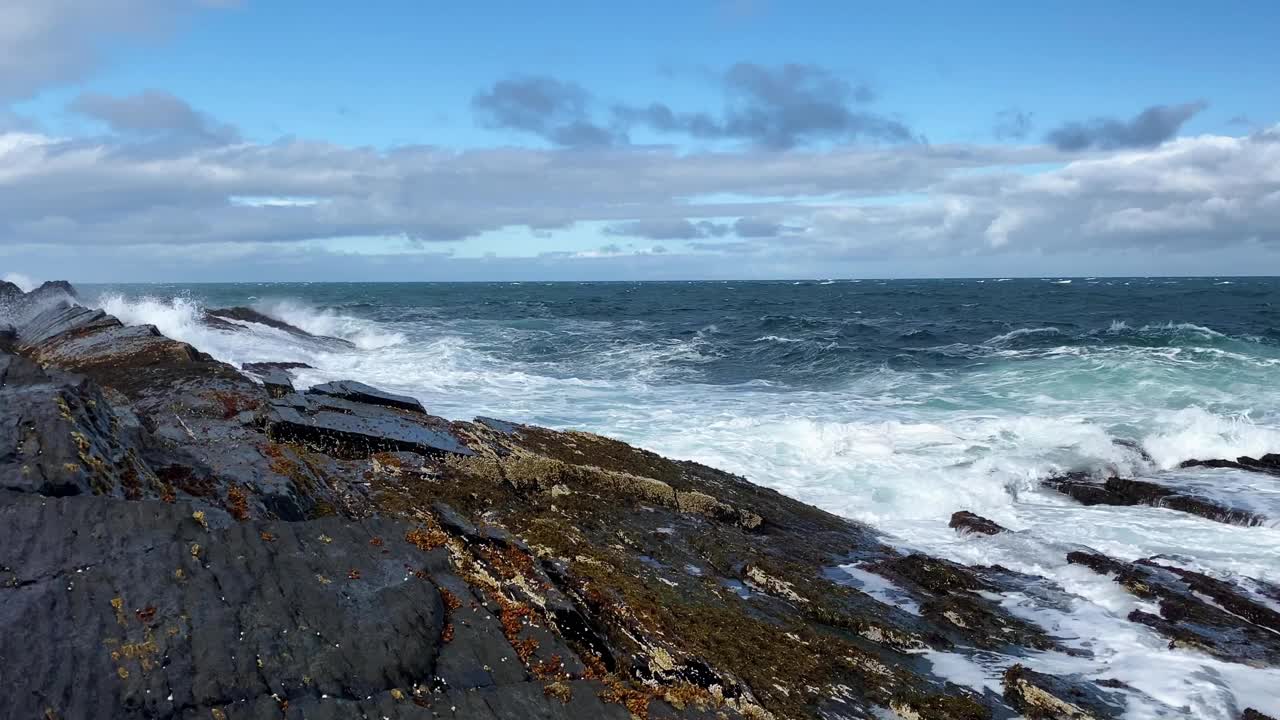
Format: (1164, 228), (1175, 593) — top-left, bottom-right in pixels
(2, 280), (1277, 720)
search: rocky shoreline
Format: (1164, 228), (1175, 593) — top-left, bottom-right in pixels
(1, 281), (1277, 720)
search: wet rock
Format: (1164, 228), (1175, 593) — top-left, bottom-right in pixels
(307, 380), (426, 414)
(242, 361), (314, 372)
(1181, 454), (1280, 477)
(0, 490), (610, 720)
(1045, 474), (1267, 527)
(264, 393), (472, 459)
(204, 306), (354, 348)
(242, 365), (294, 398)
(1067, 551), (1280, 666)
(869, 554), (1062, 652)
(1002, 664), (1124, 719)
(0, 350), (155, 497)
(949, 511), (1006, 536)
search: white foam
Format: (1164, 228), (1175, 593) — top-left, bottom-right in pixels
(2, 272), (36, 292)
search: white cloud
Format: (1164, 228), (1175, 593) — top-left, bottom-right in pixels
(1, 123), (1278, 278)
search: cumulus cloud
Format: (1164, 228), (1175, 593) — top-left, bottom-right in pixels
(1045, 101), (1207, 151)
(472, 76), (621, 147)
(69, 90), (240, 144)
(0, 0), (232, 101)
(617, 63), (912, 148)
(477, 63), (913, 150)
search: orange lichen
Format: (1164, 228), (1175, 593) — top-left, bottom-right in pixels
(134, 606), (157, 625)
(209, 391), (258, 420)
(369, 536), (384, 547)
(600, 680), (653, 719)
(348, 569), (362, 580)
(260, 531), (275, 542)
(405, 527), (448, 551)
(226, 485), (250, 521)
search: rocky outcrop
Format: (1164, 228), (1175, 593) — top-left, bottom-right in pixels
(1002, 664), (1125, 719)
(1067, 551), (1280, 666)
(205, 307), (354, 348)
(1044, 473), (1268, 527)
(948, 511), (1006, 536)
(1181, 454), (1280, 476)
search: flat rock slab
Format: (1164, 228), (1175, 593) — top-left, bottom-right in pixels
(307, 380), (426, 414)
(265, 394), (472, 459)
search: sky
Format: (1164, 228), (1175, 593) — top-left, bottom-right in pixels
(1, 0), (1279, 282)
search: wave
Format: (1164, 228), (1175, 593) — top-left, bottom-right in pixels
(984, 326), (1062, 344)
(250, 299), (405, 349)
(2, 272), (37, 292)
(754, 335), (805, 344)
(93, 292), (404, 368)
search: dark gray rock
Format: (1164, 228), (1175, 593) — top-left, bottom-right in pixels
(0, 490), (549, 720)
(1002, 664), (1125, 719)
(1181, 454), (1280, 477)
(1044, 473), (1267, 527)
(264, 390), (470, 460)
(1067, 551), (1280, 666)
(949, 511), (1006, 536)
(243, 366), (294, 398)
(307, 380), (426, 414)
(0, 350), (154, 497)
(205, 307), (354, 349)
(242, 361), (313, 372)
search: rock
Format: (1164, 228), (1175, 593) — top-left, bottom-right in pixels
(0, 490), (618, 720)
(242, 364), (294, 398)
(1067, 551), (1280, 666)
(1181, 454), (1280, 477)
(1002, 664), (1125, 719)
(0, 350), (155, 497)
(205, 307), (354, 348)
(307, 380), (426, 414)
(1244, 709), (1279, 720)
(0, 323), (15, 351)
(0, 280), (21, 299)
(264, 394), (472, 459)
(949, 511), (1006, 536)
(242, 361), (314, 372)
(1044, 473), (1267, 527)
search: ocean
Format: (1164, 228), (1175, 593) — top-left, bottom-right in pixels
(88, 277), (1280, 717)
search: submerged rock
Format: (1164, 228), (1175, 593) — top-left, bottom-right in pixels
(1002, 664), (1125, 719)
(1044, 473), (1268, 527)
(1181, 454), (1280, 476)
(1067, 551), (1280, 666)
(205, 306), (355, 348)
(949, 511), (1007, 536)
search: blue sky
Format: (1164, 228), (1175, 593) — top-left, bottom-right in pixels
(2, 0), (1279, 281)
